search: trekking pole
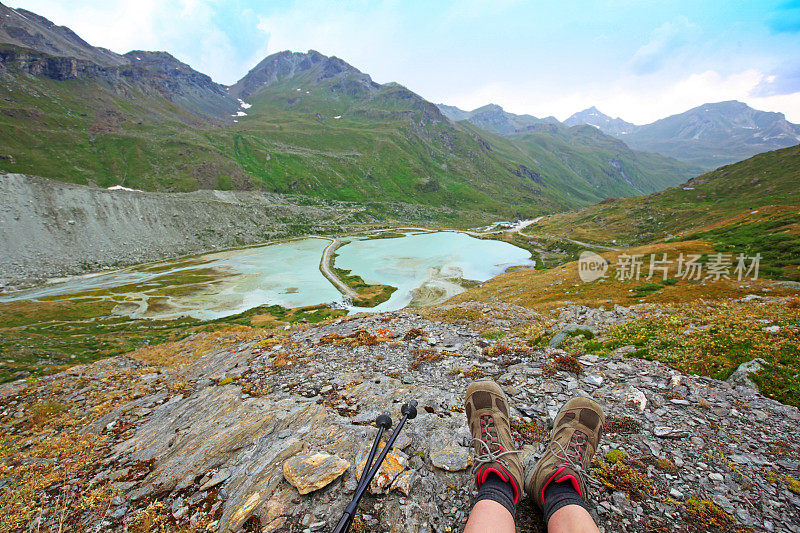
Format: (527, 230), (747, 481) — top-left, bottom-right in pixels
(333, 400), (418, 533)
(356, 412), (392, 493)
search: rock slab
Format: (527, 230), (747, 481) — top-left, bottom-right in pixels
(283, 452), (350, 495)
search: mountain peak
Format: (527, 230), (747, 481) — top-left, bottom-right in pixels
(621, 100), (800, 169)
(473, 103), (505, 113)
(564, 106), (637, 136)
(228, 49), (374, 100)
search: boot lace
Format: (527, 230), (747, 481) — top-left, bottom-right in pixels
(547, 429), (596, 488)
(471, 414), (520, 474)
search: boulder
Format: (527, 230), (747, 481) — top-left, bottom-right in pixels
(727, 358), (766, 389)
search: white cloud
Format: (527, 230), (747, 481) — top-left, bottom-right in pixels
(630, 17), (701, 75)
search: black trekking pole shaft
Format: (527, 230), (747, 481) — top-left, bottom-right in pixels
(332, 415), (408, 533)
(356, 423), (387, 493)
(337, 412), (392, 533)
(338, 426), (384, 533)
(333, 401), (417, 533)
(356, 413), (392, 490)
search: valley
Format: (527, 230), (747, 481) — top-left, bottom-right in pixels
(1, 2), (800, 533)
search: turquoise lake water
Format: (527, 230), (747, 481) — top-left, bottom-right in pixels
(0, 232), (534, 320)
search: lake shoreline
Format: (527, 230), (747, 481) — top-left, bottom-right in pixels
(1, 232), (535, 320)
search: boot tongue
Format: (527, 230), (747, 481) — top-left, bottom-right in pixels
(567, 429), (589, 464)
(479, 414), (504, 453)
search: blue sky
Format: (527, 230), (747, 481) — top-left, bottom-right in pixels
(11, 0), (800, 123)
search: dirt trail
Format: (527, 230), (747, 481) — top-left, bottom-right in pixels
(318, 237), (357, 298)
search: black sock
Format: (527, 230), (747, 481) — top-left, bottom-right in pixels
(542, 478), (589, 523)
(474, 472), (517, 519)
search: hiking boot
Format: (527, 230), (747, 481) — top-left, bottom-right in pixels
(465, 379), (523, 504)
(524, 397), (605, 510)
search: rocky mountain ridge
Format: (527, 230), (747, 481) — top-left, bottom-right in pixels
(0, 2), (126, 66)
(444, 100), (800, 170)
(228, 49), (376, 101)
(562, 101), (800, 169)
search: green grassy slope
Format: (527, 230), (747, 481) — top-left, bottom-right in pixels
(0, 69), (254, 191)
(0, 45), (702, 219)
(525, 144), (800, 246)
(505, 124), (700, 195)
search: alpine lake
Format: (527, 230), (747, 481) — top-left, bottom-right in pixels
(0, 231), (534, 381)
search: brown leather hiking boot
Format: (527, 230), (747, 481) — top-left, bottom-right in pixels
(465, 379), (523, 504)
(524, 397), (605, 510)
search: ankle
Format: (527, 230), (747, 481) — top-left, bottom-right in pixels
(542, 478), (588, 523)
(475, 472), (517, 519)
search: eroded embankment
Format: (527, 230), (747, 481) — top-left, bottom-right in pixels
(0, 173), (361, 289)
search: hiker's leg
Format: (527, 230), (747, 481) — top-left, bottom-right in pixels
(464, 380), (523, 532)
(548, 503), (600, 532)
(464, 498), (515, 533)
(541, 477), (599, 531)
(524, 397), (605, 532)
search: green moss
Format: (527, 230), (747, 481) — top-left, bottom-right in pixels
(592, 460), (654, 500)
(605, 449), (628, 464)
(567, 328), (595, 340)
(683, 496), (747, 532)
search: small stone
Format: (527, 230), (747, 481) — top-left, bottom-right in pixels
(727, 358), (766, 389)
(625, 386), (647, 412)
(542, 382), (560, 394)
(390, 470), (415, 495)
(283, 452), (350, 495)
(654, 427), (689, 439)
(614, 345), (637, 356)
(355, 447), (408, 494)
(762, 325), (780, 334)
(200, 468), (231, 490)
(582, 375), (603, 387)
(669, 488), (684, 499)
(709, 473), (724, 482)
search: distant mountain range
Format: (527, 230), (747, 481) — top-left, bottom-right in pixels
(441, 101), (800, 170)
(437, 103), (559, 135)
(1, 1), (786, 219)
(565, 102), (800, 169)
